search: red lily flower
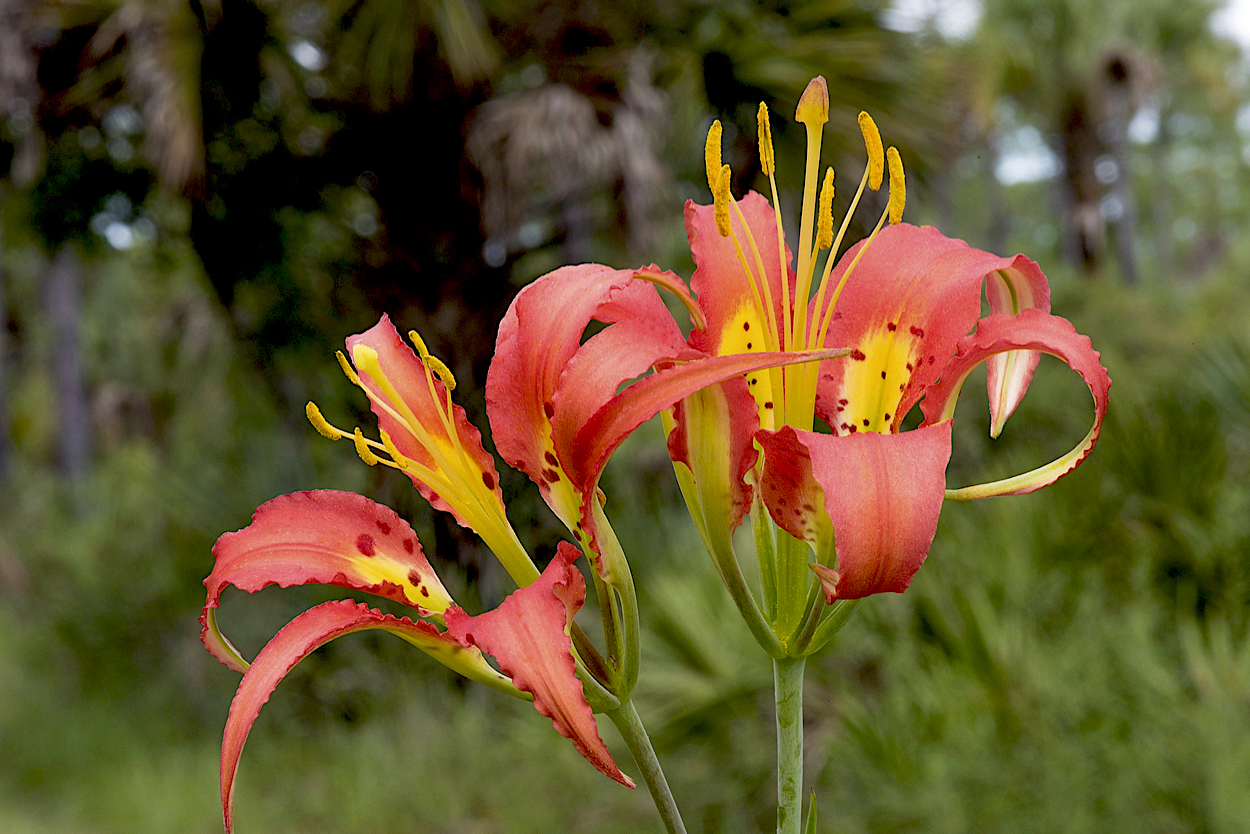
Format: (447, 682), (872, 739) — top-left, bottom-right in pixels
(485, 263), (844, 582)
(200, 315), (643, 831)
(202, 307), (840, 830)
(645, 78), (1109, 629)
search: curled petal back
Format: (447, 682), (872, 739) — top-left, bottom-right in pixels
(201, 490), (454, 671)
(814, 224), (1050, 435)
(921, 309), (1111, 499)
(446, 543), (635, 787)
(757, 423), (953, 600)
(486, 264), (688, 532)
(220, 600), (516, 834)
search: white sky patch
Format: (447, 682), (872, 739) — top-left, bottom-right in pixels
(883, 0), (981, 40)
(996, 125), (1060, 185)
(1212, 0), (1250, 47)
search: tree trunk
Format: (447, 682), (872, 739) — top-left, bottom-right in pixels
(0, 245), (9, 482)
(45, 243), (91, 479)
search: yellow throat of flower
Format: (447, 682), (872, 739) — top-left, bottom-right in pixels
(705, 76), (906, 434)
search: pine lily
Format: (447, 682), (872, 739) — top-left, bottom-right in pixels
(636, 76), (1109, 833)
(640, 77), (1110, 655)
(202, 298), (839, 832)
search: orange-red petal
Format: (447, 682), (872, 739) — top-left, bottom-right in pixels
(201, 490), (452, 671)
(757, 422), (952, 600)
(446, 543), (635, 787)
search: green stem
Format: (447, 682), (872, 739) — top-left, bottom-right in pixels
(607, 700), (688, 834)
(773, 656), (806, 834)
(804, 599), (859, 656)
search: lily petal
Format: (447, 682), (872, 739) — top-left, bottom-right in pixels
(666, 376), (760, 539)
(921, 309), (1111, 499)
(985, 259), (1052, 435)
(568, 345), (847, 576)
(220, 599), (517, 834)
(487, 264), (688, 531)
(685, 191), (796, 355)
(347, 315), (508, 533)
(814, 224), (1048, 436)
(757, 423), (952, 600)
(201, 490), (454, 671)
(446, 543), (635, 787)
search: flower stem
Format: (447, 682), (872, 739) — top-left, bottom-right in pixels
(773, 656), (806, 834)
(607, 700), (688, 834)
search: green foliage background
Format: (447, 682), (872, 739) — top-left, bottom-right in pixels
(1, 0), (1249, 832)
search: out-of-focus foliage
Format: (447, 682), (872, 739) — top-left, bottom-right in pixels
(2, 0), (1249, 831)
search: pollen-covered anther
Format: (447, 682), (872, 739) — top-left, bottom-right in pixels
(379, 428), (411, 468)
(306, 401), (343, 441)
(713, 163), (733, 237)
(407, 330), (457, 392)
(757, 102), (775, 176)
(817, 167), (835, 250)
(336, 350), (362, 386)
(353, 428), (380, 466)
(425, 355), (457, 393)
(858, 112), (884, 190)
(886, 146), (906, 224)
(705, 120), (723, 192)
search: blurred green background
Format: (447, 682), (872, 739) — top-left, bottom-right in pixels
(2, 0), (1249, 831)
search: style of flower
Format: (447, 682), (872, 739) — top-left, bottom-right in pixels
(639, 77), (1110, 653)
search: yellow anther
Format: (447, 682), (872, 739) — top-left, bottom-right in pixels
(306, 401), (342, 441)
(353, 428), (380, 466)
(705, 120), (723, 193)
(858, 112), (884, 190)
(795, 76), (829, 126)
(713, 163), (733, 237)
(757, 102), (775, 176)
(425, 355), (457, 393)
(816, 167), (835, 250)
(336, 350), (362, 386)
(379, 428), (410, 468)
(887, 146), (905, 224)
(408, 329), (431, 361)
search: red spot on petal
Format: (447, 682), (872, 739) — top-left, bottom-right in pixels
(542, 468), (561, 484)
(356, 534), (376, 556)
(764, 401), (774, 409)
(880, 370), (887, 379)
(543, 401), (555, 419)
(883, 413), (891, 422)
(375, 520), (391, 535)
(850, 349), (866, 361)
(403, 538), (415, 554)
(481, 471), (496, 490)
(849, 425), (858, 433)
(743, 321), (750, 330)
(407, 569), (422, 586)
(544, 451), (559, 467)
(887, 322), (897, 331)
(910, 326), (925, 338)
(838, 398), (848, 406)
(862, 419), (870, 427)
